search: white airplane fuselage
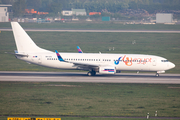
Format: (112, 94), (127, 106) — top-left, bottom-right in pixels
(11, 22), (175, 76)
(17, 52), (174, 72)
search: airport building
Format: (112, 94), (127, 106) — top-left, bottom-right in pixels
(61, 9), (72, 16)
(156, 13), (173, 23)
(72, 9), (86, 16)
(62, 8), (86, 16)
(0, 4), (12, 22)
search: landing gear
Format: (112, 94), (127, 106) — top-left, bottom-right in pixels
(155, 73), (159, 77)
(87, 70), (96, 76)
(87, 72), (91, 76)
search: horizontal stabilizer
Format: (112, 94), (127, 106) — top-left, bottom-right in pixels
(5, 52), (28, 57)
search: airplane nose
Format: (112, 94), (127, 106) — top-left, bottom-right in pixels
(169, 62), (175, 69)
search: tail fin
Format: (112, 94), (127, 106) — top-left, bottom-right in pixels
(11, 22), (50, 53)
(77, 46), (83, 53)
(55, 50), (64, 61)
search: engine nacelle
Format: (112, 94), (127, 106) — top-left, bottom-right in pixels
(99, 66), (116, 74)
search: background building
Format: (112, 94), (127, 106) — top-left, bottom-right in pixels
(156, 13), (173, 23)
(62, 8), (86, 16)
(72, 9), (86, 16)
(61, 9), (72, 16)
(0, 4), (12, 22)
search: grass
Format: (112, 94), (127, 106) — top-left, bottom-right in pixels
(1, 117), (178, 120)
(0, 31), (179, 73)
(0, 82), (180, 117)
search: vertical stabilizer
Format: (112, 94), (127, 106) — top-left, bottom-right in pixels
(11, 22), (50, 53)
(77, 46), (83, 53)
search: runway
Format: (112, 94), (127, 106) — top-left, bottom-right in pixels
(1, 28), (180, 33)
(0, 71), (180, 84)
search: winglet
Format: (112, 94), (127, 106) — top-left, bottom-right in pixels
(77, 46), (83, 53)
(55, 50), (64, 61)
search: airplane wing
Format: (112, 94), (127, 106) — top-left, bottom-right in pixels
(55, 50), (99, 68)
(77, 46), (83, 53)
(70, 61), (99, 68)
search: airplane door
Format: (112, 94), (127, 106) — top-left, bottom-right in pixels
(152, 58), (156, 66)
(38, 55), (42, 64)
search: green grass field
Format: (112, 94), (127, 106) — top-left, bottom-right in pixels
(0, 82), (180, 118)
(0, 117), (176, 120)
(0, 31), (179, 73)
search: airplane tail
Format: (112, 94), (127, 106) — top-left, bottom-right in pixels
(11, 22), (50, 53)
(77, 46), (83, 53)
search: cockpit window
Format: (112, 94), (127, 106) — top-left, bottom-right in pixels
(161, 60), (168, 62)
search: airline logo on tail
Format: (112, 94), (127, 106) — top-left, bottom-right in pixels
(77, 46), (83, 53)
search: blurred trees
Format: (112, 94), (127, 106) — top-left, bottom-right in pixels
(13, 0), (26, 17)
(0, 0), (180, 17)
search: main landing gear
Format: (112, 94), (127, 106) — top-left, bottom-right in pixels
(155, 73), (159, 77)
(87, 70), (96, 76)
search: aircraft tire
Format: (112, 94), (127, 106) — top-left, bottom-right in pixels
(87, 71), (96, 76)
(87, 72), (91, 76)
(155, 73), (159, 77)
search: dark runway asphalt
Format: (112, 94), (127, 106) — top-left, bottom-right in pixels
(0, 71), (180, 84)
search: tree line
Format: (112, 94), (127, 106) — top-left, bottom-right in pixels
(0, 0), (180, 17)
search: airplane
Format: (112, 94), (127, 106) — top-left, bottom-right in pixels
(10, 22), (175, 76)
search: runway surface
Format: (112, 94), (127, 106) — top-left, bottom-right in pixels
(0, 71), (180, 84)
(1, 28), (180, 33)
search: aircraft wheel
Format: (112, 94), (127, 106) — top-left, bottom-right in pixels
(87, 71), (96, 76)
(87, 72), (91, 76)
(155, 73), (159, 77)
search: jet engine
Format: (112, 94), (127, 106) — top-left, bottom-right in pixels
(99, 66), (116, 74)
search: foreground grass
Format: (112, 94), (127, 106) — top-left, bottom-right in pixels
(0, 117), (179, 120)
(0, 31), (179, 73)
(0, 82), (180, 117)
